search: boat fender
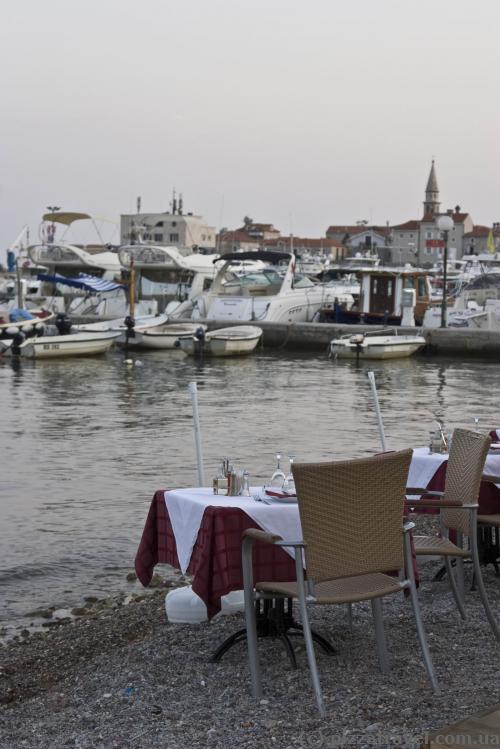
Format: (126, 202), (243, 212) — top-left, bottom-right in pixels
(5, 326), (20, 337)
(174, 338), (181, 348)
(349, 334), (364, 345)
(195, 326), (206, 341)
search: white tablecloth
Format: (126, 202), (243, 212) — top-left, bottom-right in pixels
(408, 446), (500, 493)
(164, 488), (301, 574)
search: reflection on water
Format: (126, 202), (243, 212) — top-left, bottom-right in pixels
(1, 348), (499, 628)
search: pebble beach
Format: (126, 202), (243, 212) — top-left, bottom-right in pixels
(1, 554), (499, 749)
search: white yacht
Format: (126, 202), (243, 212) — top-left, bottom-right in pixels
(117, 244), (218, 317)
(190, 251), (356, 324)
(423, 272), (500, 330)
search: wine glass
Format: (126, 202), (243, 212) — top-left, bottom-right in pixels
(282, 454), (296, 493)
(270, 452), (286, 487)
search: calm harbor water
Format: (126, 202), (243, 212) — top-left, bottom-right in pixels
(1, 347), (499, 633)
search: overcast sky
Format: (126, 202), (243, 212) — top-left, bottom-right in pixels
(1, 0), (499, 257)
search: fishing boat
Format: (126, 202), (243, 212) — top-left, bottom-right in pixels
(0, 329), (121, 359)
(330, 329), (426, 360)
(177, 325), (262, 357)
(318, 265), (433, 326)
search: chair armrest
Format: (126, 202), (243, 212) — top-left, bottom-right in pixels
(274, 540), (306, 549)
(481, 474), (500, 484)
(406, 488), (444, 496)
(242, 528), (282, 545)
(404, 498), (463, 510)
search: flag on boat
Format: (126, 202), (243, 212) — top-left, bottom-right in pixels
(487, 229), (495, 255)
(37, 272), (124, 292)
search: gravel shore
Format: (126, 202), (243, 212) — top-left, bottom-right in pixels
(1, 558), (499, 749)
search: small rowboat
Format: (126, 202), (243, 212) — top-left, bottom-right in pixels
(178, 325), (262, 357)
(0, 330), (121, 359)
(330, 330), (426, 360)
(130, 323), (207, 350)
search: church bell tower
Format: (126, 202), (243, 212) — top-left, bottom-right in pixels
(423, 160), (440, 217)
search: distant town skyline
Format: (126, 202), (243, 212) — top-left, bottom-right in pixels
(1, 0), (499, 262)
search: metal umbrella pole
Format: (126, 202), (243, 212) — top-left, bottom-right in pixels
(367, 370), (387, 452)
(188, 382), (205, 487)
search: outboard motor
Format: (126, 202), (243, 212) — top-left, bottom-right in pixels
(124, 315), (135, 339)
(194, 326), (206, 356)
(55, 313), (72, 335)
(11, 331), (26, 356)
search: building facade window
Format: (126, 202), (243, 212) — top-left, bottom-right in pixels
(170, 233), (179, 242)
(154, 233), (163, 242)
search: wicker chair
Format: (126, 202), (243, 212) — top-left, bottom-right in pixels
(242, 449), (438, 717)
(405, 427), (500, 640)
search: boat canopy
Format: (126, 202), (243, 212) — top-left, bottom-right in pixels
(37, 272), (124, 292)
(214, 250), (292, 264)
(42, 212), (92, 225)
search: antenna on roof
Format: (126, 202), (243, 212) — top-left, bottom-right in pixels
(136, 196), (141, 214)
(179, 193), (183, 216)
(172, 188), (177, 215)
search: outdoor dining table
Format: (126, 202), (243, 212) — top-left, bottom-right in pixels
(135, 487), (300, 619)
(134, 447), (500, 657)
(407, 445), (500, 515)
(134, 487), (334, 664)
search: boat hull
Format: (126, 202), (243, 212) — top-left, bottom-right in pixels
(179, 325), (262, 357)
(4, 331), (121, 358)
(331, 335), (425, 360)
(128, 323), (206, 350)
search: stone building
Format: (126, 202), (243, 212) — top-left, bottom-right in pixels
(120, 195), (216, 251)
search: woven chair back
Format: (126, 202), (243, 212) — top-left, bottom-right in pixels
(442, 428), (490, 534)
(292, 449), (412, 583)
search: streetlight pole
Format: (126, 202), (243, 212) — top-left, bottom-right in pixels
(436, 215), (454, 328)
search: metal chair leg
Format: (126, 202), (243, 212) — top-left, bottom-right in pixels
(470, 527), (500, 641)
(242, 537), (262, 698)
(445, 556), (466, 620)
(346, 603), (353, 633)
(294, 554), (325, 717)
(455, 531), (466, 601)
(371, 597), (390, 674)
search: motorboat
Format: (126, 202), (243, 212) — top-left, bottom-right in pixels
(0, 329), (121, 359)
(0, 306), (55, 341)
(117, 244), (218, 318)
(330, 329), (426, 360)
(177, 325), (262, 357)
(190, 251), (356, 323)
(423, 272), (500, 330)
(122, 322), (207, 350)
(73, 312), (169, 333)
(27, 211), (157, 319)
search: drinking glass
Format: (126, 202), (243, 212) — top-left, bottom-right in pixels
(270, 452), (286, 487)
(282, 454), (296, 492)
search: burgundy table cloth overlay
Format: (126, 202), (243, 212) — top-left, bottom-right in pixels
(135, 490), (296, 619)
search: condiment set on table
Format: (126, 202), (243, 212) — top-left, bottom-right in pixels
(213, 458), (251, 496)
(212, 452), (297, 498)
